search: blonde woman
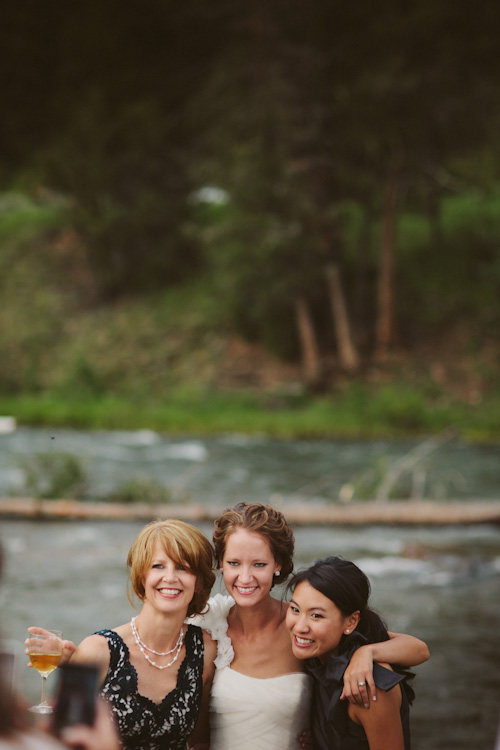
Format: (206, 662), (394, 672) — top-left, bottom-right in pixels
(29, 520), (217, 750)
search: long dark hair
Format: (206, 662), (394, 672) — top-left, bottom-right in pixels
(288, 556), (415, 703)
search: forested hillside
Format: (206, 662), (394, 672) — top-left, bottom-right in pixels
(0, 1), (499, 436)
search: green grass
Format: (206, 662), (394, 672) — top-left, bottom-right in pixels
(1, 383), (499, 442)
(0, 191), (69, 241)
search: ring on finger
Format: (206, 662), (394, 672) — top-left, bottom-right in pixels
(357, 681), (366, 687)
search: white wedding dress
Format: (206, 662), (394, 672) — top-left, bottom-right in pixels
(191, 594), (313, 750)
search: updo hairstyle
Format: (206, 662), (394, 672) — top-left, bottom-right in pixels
(213, 502), (295, 584)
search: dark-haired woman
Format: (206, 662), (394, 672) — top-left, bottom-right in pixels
(193, 504), (428, 750)
(287, 556), (418, 750)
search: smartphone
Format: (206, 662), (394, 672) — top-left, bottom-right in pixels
(52, 663), (99, 735)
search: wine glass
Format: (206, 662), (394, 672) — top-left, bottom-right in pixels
(27, 629), (63, 713)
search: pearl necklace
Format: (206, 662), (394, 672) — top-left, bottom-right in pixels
(130, 616), (184, 670)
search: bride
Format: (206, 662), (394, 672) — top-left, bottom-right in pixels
(192, 503), (429, 750)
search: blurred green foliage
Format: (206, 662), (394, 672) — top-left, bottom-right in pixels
(19, 452), (87, 500)
(0, 0), (499, 436)
(2, 185), (499, 389)
(15, 451), (182, 502)
(107, 478), (176, 505)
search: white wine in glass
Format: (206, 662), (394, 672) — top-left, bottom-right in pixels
(27, 629), (63, 714)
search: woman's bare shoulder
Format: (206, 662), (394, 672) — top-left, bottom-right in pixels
(71, 632), (112, 665)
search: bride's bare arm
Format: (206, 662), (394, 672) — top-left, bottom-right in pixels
(341, 632), (429, 707)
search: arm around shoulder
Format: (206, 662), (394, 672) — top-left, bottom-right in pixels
(341, 632), (428, 707)
(385, 632), (430, 666)
(358, 632), (429, 671)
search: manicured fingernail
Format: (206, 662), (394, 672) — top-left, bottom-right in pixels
(364, 703), (369, 709)
(372, 696), (377, 701)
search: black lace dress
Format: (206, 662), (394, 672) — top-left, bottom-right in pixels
(96, 624), (204, 750)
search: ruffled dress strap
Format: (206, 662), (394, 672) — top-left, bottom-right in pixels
(189, 593), (235, 669)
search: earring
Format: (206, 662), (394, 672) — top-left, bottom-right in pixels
(274, 570), (280, 576)
(345, 629), (350, 634)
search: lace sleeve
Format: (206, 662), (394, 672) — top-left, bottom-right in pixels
(189, 593), (235, 669)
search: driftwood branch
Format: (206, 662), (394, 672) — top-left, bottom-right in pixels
(375, 428), (458, 502)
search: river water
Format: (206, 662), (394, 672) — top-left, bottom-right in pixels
(1, 426), (500, 503)
(1, 427), (500, 749)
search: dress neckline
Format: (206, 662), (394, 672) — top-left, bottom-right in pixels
(104, 625), (196, 708)
(225, 666), (311, 682)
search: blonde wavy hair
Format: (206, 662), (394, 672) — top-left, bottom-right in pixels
(127, 519), (215, 617)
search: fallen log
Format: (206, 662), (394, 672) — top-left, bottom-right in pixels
(0, 498), (500, 525)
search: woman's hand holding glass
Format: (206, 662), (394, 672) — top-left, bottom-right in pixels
(27, 628), (63, 714)
(26, 627), (76, 668)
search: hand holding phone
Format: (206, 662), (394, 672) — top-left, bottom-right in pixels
(58, 699), (120, 750)
(52, 663), (99, 736)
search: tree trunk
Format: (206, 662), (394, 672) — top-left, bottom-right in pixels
(376, 169), (398, 359)
(325, 262), (360, 372)
(353, 205), (374, 351)
(294, 296), (322, 387)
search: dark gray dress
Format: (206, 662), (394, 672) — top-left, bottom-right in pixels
(305, 633), (411, 750)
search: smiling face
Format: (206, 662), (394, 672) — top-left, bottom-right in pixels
(142, 542), (197, 616)
(221, 527), (280, 606)
(286, 580), (360, 663)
